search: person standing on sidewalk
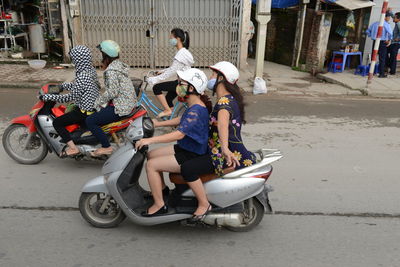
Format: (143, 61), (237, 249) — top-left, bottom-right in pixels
(387, 12), (400, 75)
(366, 12), (393, 78)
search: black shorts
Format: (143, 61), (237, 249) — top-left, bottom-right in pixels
(174, 144), (201, 165)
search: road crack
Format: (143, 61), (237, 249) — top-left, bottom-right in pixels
(1, 206), (399, 219)
(273, 211), (400, 219)
(0, 205), (78, 211)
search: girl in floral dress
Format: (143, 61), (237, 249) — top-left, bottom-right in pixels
(180, 61), (256, 220)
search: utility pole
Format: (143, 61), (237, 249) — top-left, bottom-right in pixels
(367, 0), (389, 88)
(254, 0), (272, 78)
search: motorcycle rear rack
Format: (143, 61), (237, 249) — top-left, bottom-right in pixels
(222, 149), (283, 179)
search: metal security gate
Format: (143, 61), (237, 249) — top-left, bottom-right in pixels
(80, 0), (242, 67)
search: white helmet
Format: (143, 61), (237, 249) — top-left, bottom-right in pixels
(209, 61), (239, 84)
(177, 68), (208, 95)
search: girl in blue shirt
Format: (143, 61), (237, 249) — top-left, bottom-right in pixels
(135, 68), (211, 218)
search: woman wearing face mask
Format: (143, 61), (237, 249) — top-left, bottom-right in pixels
(135, 68), (212, 219)
(179, 62), (257, 209)
(147, 28), (194, 118)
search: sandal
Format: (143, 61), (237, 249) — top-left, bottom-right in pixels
(188, 204), (212, 223)
(141, 205), (168, 217)
(60, 147), (80, 158)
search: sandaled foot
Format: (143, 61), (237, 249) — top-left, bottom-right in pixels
(61, 147), (80, 157)
(90, 147), (113, 157)
(141, 204), (168, 217)
(157, 111), (172, 118)
(188, 204), (212, 223)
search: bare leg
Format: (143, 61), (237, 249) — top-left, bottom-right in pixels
(147, 145), (175, 160)
(187, 179), (211, 215)
(147, 145), (175, 189)
(65, 140), (80, 155)
(155, 94), (172, 116)
(145, 155), (180, 214)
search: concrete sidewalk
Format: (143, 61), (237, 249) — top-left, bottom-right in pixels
(317, 70), (400, 98)
(241, 59), (360, 97)
(0, 59), (379, 98)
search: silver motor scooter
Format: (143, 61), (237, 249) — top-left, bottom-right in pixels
(79, 115), (282, 232)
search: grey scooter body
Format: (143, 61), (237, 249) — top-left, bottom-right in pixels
(81, 116), (282, 227)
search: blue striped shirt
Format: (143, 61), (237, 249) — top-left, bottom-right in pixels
(366, 21), (392, 41)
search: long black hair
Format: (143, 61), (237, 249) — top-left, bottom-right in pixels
(222, 80), (246, 123)
(211, 69), (246, 123)
(171, 28), (190, 49)
(186, 83), (213, 114)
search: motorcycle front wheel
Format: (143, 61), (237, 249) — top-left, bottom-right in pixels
(226, 198), (265, 232)
(79, 192), (126, 228)
(2, 124), (48, 164)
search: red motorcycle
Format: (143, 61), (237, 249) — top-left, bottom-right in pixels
(2, 83), (146, 164)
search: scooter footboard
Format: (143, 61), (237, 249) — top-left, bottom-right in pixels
(81, 176), (108, 194)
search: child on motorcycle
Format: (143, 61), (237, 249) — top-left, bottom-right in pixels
(40, 45), (100, 157)
(180, 62), (257, 204)
(135, 68), (212, 219)
(86, 40), (137, 157)
(147, 28), (194, 118)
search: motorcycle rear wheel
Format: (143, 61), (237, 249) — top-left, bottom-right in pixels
(2, 124), (48, 164)
(79, 192), (126, 228)
(226, 198), (264, 232)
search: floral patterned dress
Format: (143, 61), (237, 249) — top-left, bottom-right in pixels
(209, 95), (256, 176)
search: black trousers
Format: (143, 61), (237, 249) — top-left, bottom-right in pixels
(181, 154), (215, 182)
(152, 80), (178, 108)
(53, 108), (88, 143)
(373, 40), (388, 76)
(386, 43), (400, 74)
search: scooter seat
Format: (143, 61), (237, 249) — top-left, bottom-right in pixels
(118, 107), (141, 120)
(169, 167), (235, 185)
(100, 108), (146, 133)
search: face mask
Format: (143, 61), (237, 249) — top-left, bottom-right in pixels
(169, 38), (178, 46)
(176, 84), (188, 98)
(207, 78), (217, 90)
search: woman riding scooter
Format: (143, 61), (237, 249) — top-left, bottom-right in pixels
(135, 68), (212, 219)
(40, 45), (100, 157)
(86, 40), (136, 157)
(147, 28), (194, 118)
(179, 62), (257, 201)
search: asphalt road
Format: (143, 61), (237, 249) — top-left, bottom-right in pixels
(0, 88), (399, 267)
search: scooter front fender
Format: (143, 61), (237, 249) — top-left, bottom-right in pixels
(11, 115), (36, 133)
(81, 176), (108, 194)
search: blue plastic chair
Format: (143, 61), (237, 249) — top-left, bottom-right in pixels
(354, 65), (369, 77)
(328, 62), (344, 73)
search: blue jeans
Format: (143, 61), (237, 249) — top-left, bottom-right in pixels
(85, 106), (121, 148)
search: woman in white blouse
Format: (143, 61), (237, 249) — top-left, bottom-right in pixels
(147, 28), (194, 118)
